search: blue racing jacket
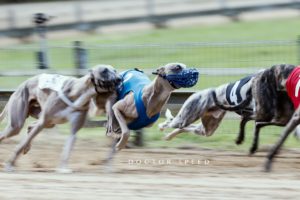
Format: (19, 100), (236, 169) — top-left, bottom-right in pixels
(117, 69), (160, 130)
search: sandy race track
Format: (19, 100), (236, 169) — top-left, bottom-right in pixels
(0, 132), (299, 200)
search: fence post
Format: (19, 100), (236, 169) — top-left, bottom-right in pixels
(74, 41), (87, 75)
(218, 0), (239, 21)
(34, 13), (50, 69)
(146, 0), (165, 28)
(74, 3), (86, 31)
(7, 9), (16, 30)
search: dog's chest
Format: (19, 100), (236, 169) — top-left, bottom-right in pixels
(225, 76), (253, 105)
(38, 74), (70, 92)
(286, 67), (300, 109)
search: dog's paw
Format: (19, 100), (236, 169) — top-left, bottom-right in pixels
(163, 132), (175, 141)
(158, 124), (166, 131)
(114, 144), (124, 151)
(249, 147), (257, 156)
(56, 167), (73, 174)
(263, 161), (272, 173)
(114, 133), (130, 151)
(163, 136), (172, 141)
(3, 163), (14, 172)
(235, 138), (244, 145)
(23, 144), (32, 155)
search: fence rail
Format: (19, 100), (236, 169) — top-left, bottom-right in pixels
(0, 39), (297, 71)
(0, 0), (299, 38)
(0, 90), (194, 127)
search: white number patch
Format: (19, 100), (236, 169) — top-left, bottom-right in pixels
(229, 80), (240, 105)
(295, 78), (300, 97)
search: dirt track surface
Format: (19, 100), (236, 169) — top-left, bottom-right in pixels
(0, 132), (300, 200)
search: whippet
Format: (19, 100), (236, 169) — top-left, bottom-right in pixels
(106, 63), (199, 151)
(159, 75), (254, 144)
(0, 65), (121, 172)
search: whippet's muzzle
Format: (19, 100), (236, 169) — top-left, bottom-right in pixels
(160, 68), (199, 89)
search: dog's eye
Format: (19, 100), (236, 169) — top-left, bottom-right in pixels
(101, 68), (108, 75)
(173, 65), (182, 71)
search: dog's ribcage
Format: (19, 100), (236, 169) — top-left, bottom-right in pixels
(225, 75), (253, 106)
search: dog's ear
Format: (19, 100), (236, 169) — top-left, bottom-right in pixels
(87, 69), (95, 84)
(152, 66), (165, 76)
(165, 109), (174, 120)
(273, 66), (286, 91)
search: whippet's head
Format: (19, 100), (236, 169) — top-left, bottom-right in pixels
(152, 63), (199, 89)
(89, 64), (122, 93)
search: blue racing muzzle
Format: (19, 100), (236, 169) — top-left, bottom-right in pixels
(161, 68), (199, 89)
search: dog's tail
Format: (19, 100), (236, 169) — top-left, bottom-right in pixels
(211, 90), (252, 111)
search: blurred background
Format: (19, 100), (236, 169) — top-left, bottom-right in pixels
(0, 0), (298, 149)
(0, 1), (299, 199)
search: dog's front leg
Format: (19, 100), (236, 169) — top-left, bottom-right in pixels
(5, 119), (45, 172)
(105, 94), (121, 138)
(236, 116), (251, 145)
(265, 110), (300, 172)
(57, 111), (87, 173)
(112, 101), (131, 151)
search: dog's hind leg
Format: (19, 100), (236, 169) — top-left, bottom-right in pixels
(265, 111), (300, 172)
(165, 111), (226, 140)
(199, 111), (226, 136)
(5, 118), (45, 171)
(57, 111), (87, 173)
(235, 116), (251, 145)
(164, 127), (189, 141)
(0, 92), (29, 143)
